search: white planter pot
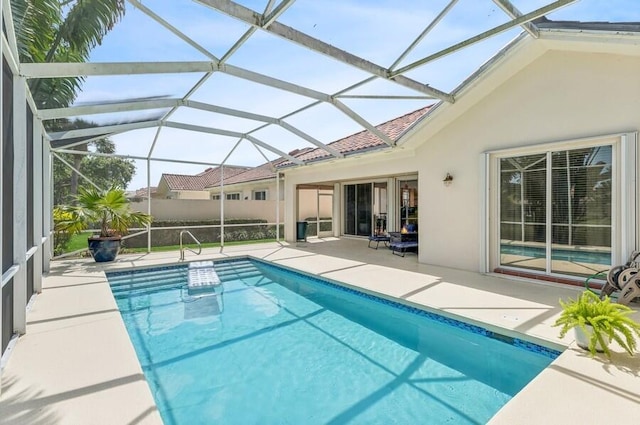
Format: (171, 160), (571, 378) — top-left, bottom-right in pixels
(574, 325), (610, 352)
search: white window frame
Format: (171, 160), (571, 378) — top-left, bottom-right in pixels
(226, 192), (241, 201)
(252, 189), (267, 201)
(211, 194), (221, 200)
(482, 132), (637, 277)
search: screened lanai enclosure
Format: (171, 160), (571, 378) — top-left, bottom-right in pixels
(10, 0), (584, 256)
(1, 0), (631, 357)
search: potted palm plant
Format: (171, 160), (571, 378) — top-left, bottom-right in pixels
(54, 185), (153, 262)
(554, 290), (640, 358)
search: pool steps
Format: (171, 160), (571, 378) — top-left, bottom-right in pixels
(109, 268), (186, 298)
(108, 259), (262, 299)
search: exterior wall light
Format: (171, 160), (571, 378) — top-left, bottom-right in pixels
(443, 173), (453, 187)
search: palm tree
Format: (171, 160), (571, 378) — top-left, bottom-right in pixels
(12, 0), (127, 200)
(55, 185), (152, 238)
(12, 0), (126, 109)
(54, 185), (152, 261)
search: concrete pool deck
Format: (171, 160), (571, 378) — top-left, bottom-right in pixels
(1, 238), (638, 424)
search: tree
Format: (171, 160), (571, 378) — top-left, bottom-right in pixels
(12, 0), (126, 109)
(53, 139), (136, 206)
(12, 1), (134, 203)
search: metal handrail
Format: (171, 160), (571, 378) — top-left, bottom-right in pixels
(179, 230), (202, 261)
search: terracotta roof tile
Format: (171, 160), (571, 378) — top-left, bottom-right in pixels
(162, 107), (431, 188)
(163, 166), (250, 191)
(214, 156), (294, 186)
(279, 106), (431, 166)
(221, 162), (277, 185)
(134, 186), (157, 198)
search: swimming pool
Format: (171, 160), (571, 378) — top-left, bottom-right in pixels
(501, 244), (611, 265)
(108, 259), (558, 425)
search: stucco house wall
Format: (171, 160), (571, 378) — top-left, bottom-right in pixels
(208, 180), (283, 201)
(412, 46), (640, 271)
(131, 198), (284, 222)
(284, 35), (640, 273)
(297, 189), (333, 221)
(284, 148), (419, 239)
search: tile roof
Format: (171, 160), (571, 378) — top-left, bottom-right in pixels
(217, 161), (281, 187)
(279, 106), (431, 166)
(209, 149), (315, 187)
(134, 186), (157, 198)
(162, 165), (251, 191)
(167, 106), (431, 189)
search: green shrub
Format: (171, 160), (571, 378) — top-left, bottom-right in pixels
(52, 208), (74, 255)
(554, 291), (640, 358)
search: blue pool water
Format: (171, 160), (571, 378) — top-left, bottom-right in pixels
(501, 244), (611, 265)
(108, 259), (558, 425)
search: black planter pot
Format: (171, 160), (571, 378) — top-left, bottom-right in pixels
(88, 237), (122, 262)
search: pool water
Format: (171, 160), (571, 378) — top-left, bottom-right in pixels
(501, 244), (611, 265)
(108, 259), (557, 425)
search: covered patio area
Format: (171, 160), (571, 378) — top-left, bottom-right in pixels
(1, 240), (638, 424)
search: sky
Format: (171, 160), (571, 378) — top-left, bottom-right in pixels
(66, 0), (640, 191)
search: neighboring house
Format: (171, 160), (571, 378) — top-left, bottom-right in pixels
(163, 107), (430, 204)
(282, 20), (640, 282)
(206, 157), (295, 202)
(156, 165), (250, 199)
(205, 109), (430, 235)
(129, 186), (158, 200)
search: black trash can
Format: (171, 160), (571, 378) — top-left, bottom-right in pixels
(296, 221), (308, 242)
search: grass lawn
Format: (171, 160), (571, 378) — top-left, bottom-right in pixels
(66, 232), (94, 252)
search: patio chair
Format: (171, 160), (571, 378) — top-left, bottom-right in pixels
(389, 231), (418, 257)
(368, 234), (390, 249)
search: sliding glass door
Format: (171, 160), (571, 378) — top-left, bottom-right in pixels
(344, 182), (390, 236)
(499, 145), (612, 277)
(398, 179), (418, 231)
(344, 183), (372, 236)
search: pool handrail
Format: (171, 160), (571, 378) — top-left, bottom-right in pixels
(179, 230), (202, 261)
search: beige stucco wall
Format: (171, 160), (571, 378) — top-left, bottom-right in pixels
(131, 199), (284, 222)
(174, 190), (211, 200)
(284, 149), (420, 239)
(413, 48), (640, 271)
(297, 189), (333, 221)
(208, 180), (282, 201)
(284, 40), (640, 272)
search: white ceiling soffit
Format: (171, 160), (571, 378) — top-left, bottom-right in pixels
(25, 0), (578, 165)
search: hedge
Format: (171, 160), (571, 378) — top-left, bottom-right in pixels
(124, 219), (284, 248)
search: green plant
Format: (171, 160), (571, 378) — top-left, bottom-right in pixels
(554, 290), (640, 358)
(54, 185), (152, 238)
(52, 207), (74, 255)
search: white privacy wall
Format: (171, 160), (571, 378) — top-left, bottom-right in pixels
(413, 47), (640, 271)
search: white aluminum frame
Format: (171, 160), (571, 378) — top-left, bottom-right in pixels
(20, 0), (576, 176)
(0, 0), (595, 366)
(487, 132), (637, 278)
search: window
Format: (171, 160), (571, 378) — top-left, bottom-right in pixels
(497, 144), (613, 277)
(226, 193), (240, 200)
(253, 190), (267, 200)
(211, 194), (221, 200)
